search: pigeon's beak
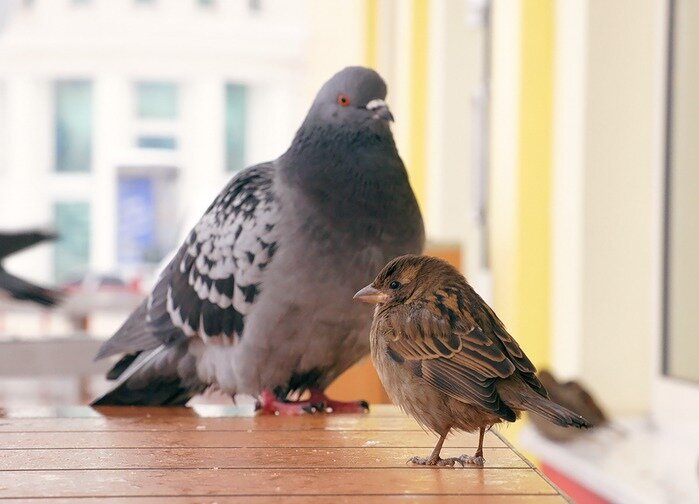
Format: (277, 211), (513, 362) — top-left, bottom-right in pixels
(353, 284), (389, 304)
(365, 99), (394, 122)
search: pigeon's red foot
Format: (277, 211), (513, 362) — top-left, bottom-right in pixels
(255, 388), (369, 415)
(255, 389), (320, 415)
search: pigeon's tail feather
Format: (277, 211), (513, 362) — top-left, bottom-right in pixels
(91, 345), (203, 406)
(91, 376), (192, 406)
(105, 352), (141, 380)
(498, 378), (592, 429)
(94, 301), (164, 361)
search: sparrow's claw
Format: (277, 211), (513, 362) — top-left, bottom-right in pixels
(458, 454), (486, 466)
(407, 456), (433, 466)
(407, 455), (460, 467)
(436, 457), (459, 467)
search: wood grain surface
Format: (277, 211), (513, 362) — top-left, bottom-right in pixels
(0, 405), (569, 502)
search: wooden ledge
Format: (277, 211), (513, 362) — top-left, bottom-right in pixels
(0, 405), (569, 502)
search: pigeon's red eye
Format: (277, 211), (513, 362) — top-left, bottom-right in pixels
(337, 94), (351, 107)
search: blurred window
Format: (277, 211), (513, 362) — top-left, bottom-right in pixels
(54, 201), (91, 282)
(54, 81), (93, 173)
(248, 0), (262, 12)
(137, 135), (177, 150)
(198, 0), (216, 6)
(225, 83), (248, 172)
(136, 82), (178, 120)
(117, 169), (179, 266)
(117, 177), (157, 265)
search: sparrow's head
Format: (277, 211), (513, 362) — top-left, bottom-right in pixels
(306, 66), (394, 130)
(354, 255), (458, 306)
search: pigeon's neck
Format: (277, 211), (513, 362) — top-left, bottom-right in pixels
(279, 122), (417, 229)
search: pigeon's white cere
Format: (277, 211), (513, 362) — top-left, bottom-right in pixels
(366, 99), (388, 111)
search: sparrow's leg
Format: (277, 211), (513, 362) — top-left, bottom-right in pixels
(408, 434), (460, 466)
(458, 426), (486, 466)
(255, 389), (321, 415)
(308, 389), (369, 414)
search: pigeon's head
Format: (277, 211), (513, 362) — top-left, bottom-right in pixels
(308, 66), (394, 130)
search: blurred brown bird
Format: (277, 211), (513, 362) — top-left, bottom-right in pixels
(354, 255), (591, 467)
(530, 369), (609, 442)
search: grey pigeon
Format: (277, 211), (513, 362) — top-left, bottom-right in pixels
(0, 230), (61, 307)
(92, 67), (424, 412)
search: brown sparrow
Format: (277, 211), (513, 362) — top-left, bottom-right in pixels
(354, 255), (590, 466)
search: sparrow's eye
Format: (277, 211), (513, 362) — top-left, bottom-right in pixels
(337, 94), (351, 107)
(389, 280), (401, 290)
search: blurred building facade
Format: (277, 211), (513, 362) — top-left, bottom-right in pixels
(0, 0), (309, 285)
(0, 0), (489, 291)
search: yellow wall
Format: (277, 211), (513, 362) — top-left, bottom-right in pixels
(514, 0), (555, 370)
(406, 0), (428, 212)
(364, 0), (428, 214)
(490, 0), (555, 454)
(492, 0), (555, 371)
(364, 0), (379, 68)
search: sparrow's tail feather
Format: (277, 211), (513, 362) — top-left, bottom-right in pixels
(498, 378), (592, 429)
(91, 345), (201, 406)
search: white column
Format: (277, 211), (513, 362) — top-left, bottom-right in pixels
(550, 0), (587, 380)
(489, 0), (521, 325)
(179, 77), (225, 228)
(550, 0), (656, 414)
(1, 76), (53, 284)
(91, 75), (129, 273)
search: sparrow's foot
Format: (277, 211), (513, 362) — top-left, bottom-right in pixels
(458, 454), (486, 466)
(309, 389), (369, 414)
(407, 455), (460, 467)
(255, 389), (321, 416)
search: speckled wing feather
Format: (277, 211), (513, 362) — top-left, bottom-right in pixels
(96, 163), (279, 359)
(382, 297), (544, 422)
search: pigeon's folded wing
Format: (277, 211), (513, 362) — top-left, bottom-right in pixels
(96, 163), (280, 360)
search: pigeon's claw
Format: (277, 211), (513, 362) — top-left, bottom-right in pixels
(308, 389), (370, 414)
(255, 389), (370, 415)
(255, 389), (322, 416)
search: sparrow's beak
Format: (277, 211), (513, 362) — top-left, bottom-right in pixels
(353, 284), (389, 304)
(365, 99), (394, 122)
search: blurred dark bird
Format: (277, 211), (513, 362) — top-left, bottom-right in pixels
(355, 255), (590, 466)
(0, 230), (61, 307)
(529, 369), (609, 442)
(92, 67), (424, 411)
